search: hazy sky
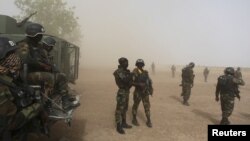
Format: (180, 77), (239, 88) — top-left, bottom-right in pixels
(1, 0), (250, 68)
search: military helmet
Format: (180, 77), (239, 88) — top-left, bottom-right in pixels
(135, 59), (145, 67)
(118, 57), (128, 65)
(43, 37), (56, 47)
(25, 23), (45, 37)
(0, 37), (17, 60)
(189, 62), (195, 68)
(224, 67), (235, 75)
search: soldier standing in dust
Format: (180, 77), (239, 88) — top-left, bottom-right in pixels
(113, 57), (133, 134)
(235, 67), (242, 79)
(132, 59), (153, 128)
(151, 62), (155, 75)
(180, 62), (195, 106)
(215, 67), (245, 125)
(171, 65), (176, 78)
(203, 67), (209, 82)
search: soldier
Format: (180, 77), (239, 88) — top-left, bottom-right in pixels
(180, 62), (195, 106)
(113, 57), (133, 134)
(17, 23), (54, 96)
(131, 59), (153, 128)
(0, 37), (41, 140)
(203, 67), (209, 82)
(235, 67), (242, 79)
(215, 67), (245, 125)
(42, 37), (79, 112)
(151, 62), (155, 75)
(171, 65), (176, 78)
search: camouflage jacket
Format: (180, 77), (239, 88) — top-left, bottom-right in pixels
(17, 39), (51, 72)
(113, 66), (132, 90)
(216, 74), (245, 97)
(132, 68), (153, 95)
(181, 66), (195, 84)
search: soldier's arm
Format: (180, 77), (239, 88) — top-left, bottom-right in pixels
(233, 78), (245, 86)
(215, 78), (221, 101)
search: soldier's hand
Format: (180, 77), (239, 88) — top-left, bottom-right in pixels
(237, 95), (241, 101)
(215, 96), (219, 102)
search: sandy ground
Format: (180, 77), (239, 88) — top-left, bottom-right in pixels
(34, 67), (250, 141)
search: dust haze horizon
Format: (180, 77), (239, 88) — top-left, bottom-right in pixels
(1, 0), (250, 69)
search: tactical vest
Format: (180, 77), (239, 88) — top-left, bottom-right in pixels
(114, 68), (132, 89)
(218, 75), (236, 94)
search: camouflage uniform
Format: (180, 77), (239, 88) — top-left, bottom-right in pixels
(215, 67), (245, 125)
(0, 37), (41, 140)
(17, 39), (55, 94)
(113, 57), (132, 134)
(181, 63), (195, 106)
(171, 65), (176, 78)
(203, 67), (209, 82)
(132, 65), (153, 127)
(41, 37), (79, 111)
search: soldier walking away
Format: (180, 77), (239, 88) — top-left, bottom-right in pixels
(171, 65), (176, 78)
(113, 57), (133, 134)
(215, 67), (245, 125)
(203, 67), (209, 82)
(151, 62), (155, 75)
(180, 62), (195, 106)
(132, 59), (153, 128)
(235, 67), (242, 79)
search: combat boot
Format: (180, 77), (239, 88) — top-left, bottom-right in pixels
(122, 118), (132, 129)
(62, 94), (80, 111)
(116, 123), (125, 134)
(146, 116), (152, 128)
(132, 115), (140, 126)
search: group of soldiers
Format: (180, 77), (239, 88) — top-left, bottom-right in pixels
(0, 23), (79, 140)
(180, 62), (245, 125)
(114, 60), (245, 134)
(113, 58), (153, 134)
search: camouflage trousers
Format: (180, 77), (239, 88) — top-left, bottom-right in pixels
(27, 72), (55, 95)
(27, 72), (69, 97)
(172, 71), (175, 78)
(54, 73), (68, 94)
(115, 89), (130, 124)
(220, 94), (235, 118)
(132, 90), (151, 118)
(181, 83), (192, 102)
(204, 75), (208, 82)
(0, 86), (41, 138)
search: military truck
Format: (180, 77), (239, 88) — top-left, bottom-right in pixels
(0, 14), (80, 83)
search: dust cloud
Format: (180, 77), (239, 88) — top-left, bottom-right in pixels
(73, 0), (250, 69)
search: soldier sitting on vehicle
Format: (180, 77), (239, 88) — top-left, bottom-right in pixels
(0, 37), (42, 140)
(41, 36), (80, 112)
(17, 23), (79, 111)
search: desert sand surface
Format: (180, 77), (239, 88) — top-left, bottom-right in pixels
(34, 66), (250, 141)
